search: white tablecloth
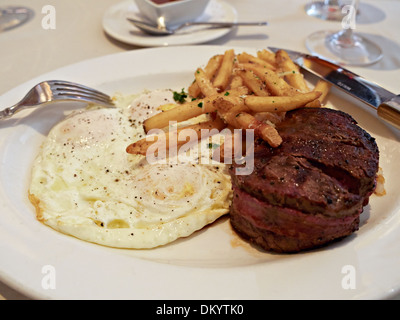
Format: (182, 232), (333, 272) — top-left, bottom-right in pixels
(0, 0), (399, 300)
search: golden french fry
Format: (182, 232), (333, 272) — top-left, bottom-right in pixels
(127, 116), (226, 156)
(143, 99), (210, 133)
(228, 75), (244, 89)
(253, 111), (286, 125)
(195, 67), (219, 97)
(235, 112), (282, 147)
(275, 50), (309, 92)
(212, 96), (282, 147)
(239, 63), (298, 96)
(304, 80), (332, 107)
(245, 91), (322, 112)
(213, 49), (235, 91)
(235, 69), (270, 96)
(237, 52), (276, 71)
(212, 94), (248, 115)
(188, 54), (223, 98)
(157, 103), (178, 111)
(304, 99), (322, 108)
(256, 49), (277, 67)
(313, 79), (332, 102)
(143, 86), (248, 132)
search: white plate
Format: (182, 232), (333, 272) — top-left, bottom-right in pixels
(102, 0), (237, 47)
(1, 46), (400, 300)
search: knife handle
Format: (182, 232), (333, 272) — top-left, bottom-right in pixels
(377, 95), (400, 130)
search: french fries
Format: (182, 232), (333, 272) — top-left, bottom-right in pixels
(228, 75), (244, 89)
(213, 49), (235, 91)
(188, 54), (223, 98)
(304, 79), (332, 107)
(194, 67), (219, 97)
(275, 49), (309, 92)
(212, 96), (282, 148)
(235, 69), (269, 97)
(143, 86), (248, 132)
(257, 49), (277, 67)
(238, 63), (299, 96)
(129, 48), (332, 158)
(313, 79), (332, 103)
(127, 116), (225, 156)
(245, 91), (322, 112)
(237, 52), (276, 71)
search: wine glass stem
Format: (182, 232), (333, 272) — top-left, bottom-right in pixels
(335, 28), (355, 47)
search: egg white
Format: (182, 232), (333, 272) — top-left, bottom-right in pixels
(29, 90), (232, 248)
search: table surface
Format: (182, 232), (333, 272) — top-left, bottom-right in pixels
(0, 0), (399, 300)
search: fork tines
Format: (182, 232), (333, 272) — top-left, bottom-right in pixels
(49, 80), (114, 107)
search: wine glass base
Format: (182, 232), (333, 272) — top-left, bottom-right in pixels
(305, 2), (343, 21)
(305, 30), (383, 66)
(0, 6), (34, 32)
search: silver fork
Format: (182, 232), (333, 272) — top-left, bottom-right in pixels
(0, 80), (114, 120)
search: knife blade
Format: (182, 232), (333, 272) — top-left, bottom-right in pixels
(268, 47), (400, 130)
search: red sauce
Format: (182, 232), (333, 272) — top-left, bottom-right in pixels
(151, 0), (181, 4)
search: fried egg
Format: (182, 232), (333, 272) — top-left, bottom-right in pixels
(29, 90), (232, 249)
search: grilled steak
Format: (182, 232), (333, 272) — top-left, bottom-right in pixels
(230, 107), (379, 253)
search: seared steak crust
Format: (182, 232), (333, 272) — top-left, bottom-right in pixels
(230, 108), (379, 253)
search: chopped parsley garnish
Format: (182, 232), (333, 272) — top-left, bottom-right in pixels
(173, 88), (188, 103)
(208, 143), (219, 149)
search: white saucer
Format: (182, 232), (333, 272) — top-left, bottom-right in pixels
(102, 0), (237, 47)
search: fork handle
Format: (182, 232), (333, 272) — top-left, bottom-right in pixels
(0, 103), (27, 120)
(0, 106), (16, 120)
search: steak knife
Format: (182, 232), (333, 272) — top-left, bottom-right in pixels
(268, 47), (400, 130)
